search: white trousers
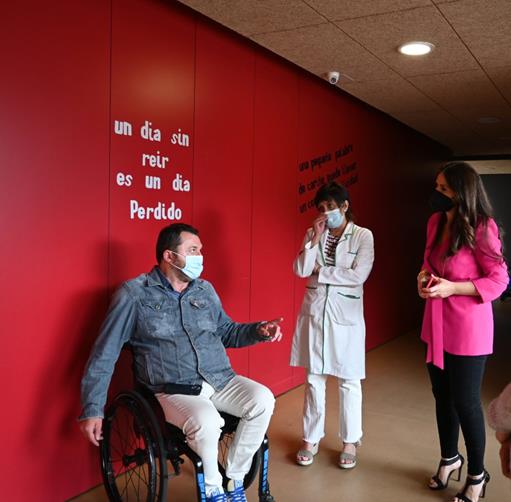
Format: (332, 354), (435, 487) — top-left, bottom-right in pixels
(303, 373), (362, 444)
(156, 375), (274, 494)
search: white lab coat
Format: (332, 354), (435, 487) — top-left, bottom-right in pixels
(290, 222), (374, 379)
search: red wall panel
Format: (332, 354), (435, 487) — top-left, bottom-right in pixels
(109, 0), (195, 285)
(0, 1), (111, 500)
(248, 56), (299, 394)
(192, 20), (256, 375)
(347, 110), (441, 349)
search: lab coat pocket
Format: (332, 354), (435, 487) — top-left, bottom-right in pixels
(300, 287), (323, 318)
(339, 251), (357, 269)
(329, 292), (360, 326)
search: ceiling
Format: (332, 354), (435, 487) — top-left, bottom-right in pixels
(177, 0), (511, 165)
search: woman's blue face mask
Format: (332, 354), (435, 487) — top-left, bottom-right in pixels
(324, 208), (345, 229)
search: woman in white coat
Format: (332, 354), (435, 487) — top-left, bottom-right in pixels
(292, 182), (374, 468)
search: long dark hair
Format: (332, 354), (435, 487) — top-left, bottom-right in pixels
(435, 161), (501, 257)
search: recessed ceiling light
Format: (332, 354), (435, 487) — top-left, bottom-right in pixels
(398, 41), (435, 56)
(478, 116), (501, 124)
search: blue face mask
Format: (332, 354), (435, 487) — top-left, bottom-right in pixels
(325, 208), (345, 229)
(171, 252), (203, 280)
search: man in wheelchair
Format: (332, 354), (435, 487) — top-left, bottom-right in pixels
(79, 223), (283, 502)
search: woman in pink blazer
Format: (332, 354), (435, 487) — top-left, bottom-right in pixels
(417, 162), (508, 502)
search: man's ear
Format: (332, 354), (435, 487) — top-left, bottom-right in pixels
(162, 249), (174, 264)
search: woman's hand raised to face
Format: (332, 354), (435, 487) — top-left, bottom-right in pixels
(311, 214), (327, 245)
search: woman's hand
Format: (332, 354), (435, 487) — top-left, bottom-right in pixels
(422, 275), (456, 298)
(421, 275), (478, 299)
(311, 214), (327, 245)
(417, 270), (434, 299)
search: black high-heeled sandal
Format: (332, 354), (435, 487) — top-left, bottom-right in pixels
(454, 470), (490, 501)
(429, 453), (465, 490)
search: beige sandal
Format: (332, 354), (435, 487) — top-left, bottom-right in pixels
(338, 441), (361, 469)
(296, 442), (319, 466)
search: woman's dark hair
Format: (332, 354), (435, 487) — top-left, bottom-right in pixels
(435, 161), (502, 257)
(156, 223), (199, 263)
(314, 182), (353, 221)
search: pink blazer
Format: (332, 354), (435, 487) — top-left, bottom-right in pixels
(420, 213), (508, 368)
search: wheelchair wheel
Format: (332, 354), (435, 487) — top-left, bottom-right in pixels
(217, 426), (262, 490)
(100, 391), (168, 502)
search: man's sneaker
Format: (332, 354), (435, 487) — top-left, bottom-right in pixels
(206, 487), (227, 502)
(226, 479), (247, 502)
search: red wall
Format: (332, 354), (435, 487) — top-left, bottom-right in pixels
(0, 1), (447, 500)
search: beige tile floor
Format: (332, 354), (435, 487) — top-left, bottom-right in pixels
(71, 300), (511, 501)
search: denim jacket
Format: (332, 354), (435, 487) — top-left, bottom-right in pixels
(80, 267), (262, 419)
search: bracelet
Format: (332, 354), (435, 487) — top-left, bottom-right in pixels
(417, 270), (428, 281)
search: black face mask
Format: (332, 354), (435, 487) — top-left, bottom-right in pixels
(429, 190), (455, 212)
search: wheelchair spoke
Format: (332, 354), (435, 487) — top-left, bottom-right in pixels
(118, 475), (129, 501)
(116, 407), (131, 455)
(109, 436), (127, 462)
(101, 393), (168, 501)
(124, 408), (142, 454)
(109, 427), (131, 472)
(109, 446), (126, 475)
(131, 428), (150, 460)
(125, 466), (138, 500)
(111, 413), (131, 461)
(140, 459), (149, 485)
(102, 395), (268, 502)
(136, 467), (142, 500)
(116, 442), (153, 499)
(109, 450), (124, 467)
(130, 464), (149, 484)
(218, 432), (233, 464)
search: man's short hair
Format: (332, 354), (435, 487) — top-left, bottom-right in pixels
(156, 223), (199, 263)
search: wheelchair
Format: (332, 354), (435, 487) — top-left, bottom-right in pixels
(99, 384), (275, 502)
